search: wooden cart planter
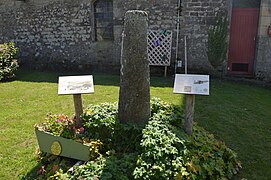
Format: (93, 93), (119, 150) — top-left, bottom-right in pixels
(35, 129), (90, 161)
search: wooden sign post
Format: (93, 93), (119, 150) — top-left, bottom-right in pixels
(173, 74), (209, 135)
(58, 75), (94, 126)
(185, 94), (195, 135)
(73, 94), (83, 125)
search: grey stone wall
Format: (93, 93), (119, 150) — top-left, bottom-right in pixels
(113, 0), (179, 72)
(114, 0), (229, 72)
(0, 0), (230, 73)
(255, 0), (271, 81)
(179, 0), (230, 72)
(0, 0), (116, 71)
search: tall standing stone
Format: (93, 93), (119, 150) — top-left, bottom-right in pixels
(118, 10), (150, 125)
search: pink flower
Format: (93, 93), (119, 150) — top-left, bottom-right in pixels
(79, 127), (84, 134)
(55, 119), (61, 123)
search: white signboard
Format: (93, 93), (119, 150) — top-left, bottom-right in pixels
(58, 75), (94, 95)
(173, 74), (209, 95)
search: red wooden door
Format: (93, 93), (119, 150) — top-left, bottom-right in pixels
(227, 8), (259, 75)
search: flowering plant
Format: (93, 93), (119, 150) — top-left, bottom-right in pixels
(0, 42), (19, 81)
(35, 113), (85, 140)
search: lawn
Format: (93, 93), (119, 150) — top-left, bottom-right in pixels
(0, 70), (271, 179)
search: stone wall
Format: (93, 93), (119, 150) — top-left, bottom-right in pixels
(255, 0), (271, 81)
(113, 0), (179, 73)
(178, 0), (230, 72)
(0, 0), (229, 73)
(0, 0), (116, 71)
(114, 0), (229, 73)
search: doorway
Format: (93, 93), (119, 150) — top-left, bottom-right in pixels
(227, 0), (261, 75)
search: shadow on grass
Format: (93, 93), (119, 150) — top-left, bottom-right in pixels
(15, 69), (174, 87)
(16, 69), (120, 86)
(20, 162), (42, 180)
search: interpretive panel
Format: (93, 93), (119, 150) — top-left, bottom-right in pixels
(173, 74), (209, 95)
(58, 75), (94, 95)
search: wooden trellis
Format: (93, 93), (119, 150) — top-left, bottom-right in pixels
(147, 30), (173, 69)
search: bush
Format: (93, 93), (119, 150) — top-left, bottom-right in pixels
(82, 103), (118, 145)
(0, 42), (18, 81)
(183, 125), (242, 179)
(32, 98), (241, 179)
(133, 112), (188, 179)
(207, 16), (228, 69)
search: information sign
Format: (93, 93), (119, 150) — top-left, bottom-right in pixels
(58, 75), (94, 95)
(173, 74), (209, 95)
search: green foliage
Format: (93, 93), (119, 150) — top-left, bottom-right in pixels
(183, 125), (242, 179)
(36, 113), (84, 140)
(207, 16), (228, 69)
(0, 42), (18, 81)
(34, 98), (241, 179)
(82, 103), (118, 144)
(134, 99), (241, 179)
(69, 155), (106, 179)
(67, 154), (137, 180)
(134, 112), (188, 179)
(100, 154), (137, 180)
(150, 97), (174, 116)
(112, 123), (142, 153)
(31, 151), (75, 180)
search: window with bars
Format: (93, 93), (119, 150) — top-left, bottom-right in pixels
(93, 0), (113, 41)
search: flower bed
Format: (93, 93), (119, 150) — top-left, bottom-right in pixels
(32, 98), (241, 179)
(35, 113), (103, 162)
(35, 129), (90, 161)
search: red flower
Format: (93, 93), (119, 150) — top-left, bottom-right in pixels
(38, 166), (46, 175)
(52, 164), (58, 173)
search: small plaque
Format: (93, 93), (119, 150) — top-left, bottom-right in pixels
(184, 86), (192, 92)
(51, 141), (62, 155)
(58, 75), (94, 95)
(173, 74), (209, 95)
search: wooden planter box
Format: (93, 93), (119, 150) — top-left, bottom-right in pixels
(35, 129), (90, 161)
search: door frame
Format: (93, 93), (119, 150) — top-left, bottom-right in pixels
(227, 4), (261, 76)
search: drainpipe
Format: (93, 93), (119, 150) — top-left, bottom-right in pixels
(185, 35), (188, 74)
(175, 0), (181, 75)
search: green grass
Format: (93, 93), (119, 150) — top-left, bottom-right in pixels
(0, 70), (271, 179)
(195, 81), (271, 179)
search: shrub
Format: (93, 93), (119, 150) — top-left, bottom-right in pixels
(207, 16), (228, 69)
(0, 42), (18, 81)
(82, 102), (118, 145)
(33, 98), (241, 179)
(133, 112), (189, 179)
(69, 155), (106, 179)
(182, 125), (242, 179)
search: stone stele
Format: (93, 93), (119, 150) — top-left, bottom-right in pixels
(118, 10), (150, 125)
